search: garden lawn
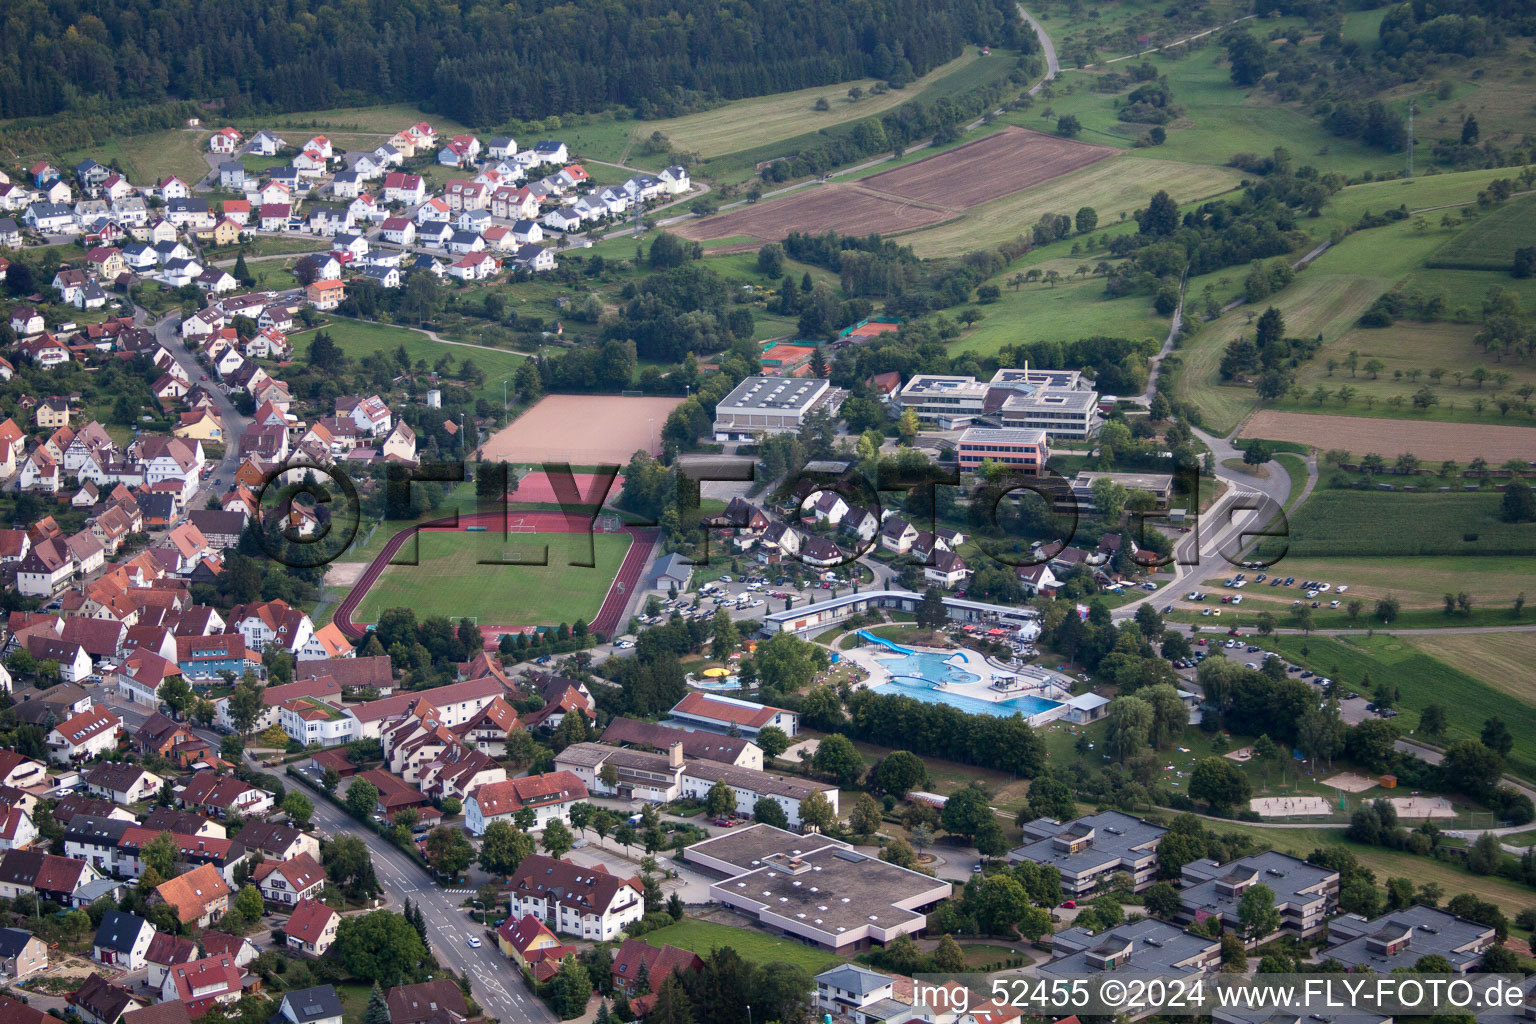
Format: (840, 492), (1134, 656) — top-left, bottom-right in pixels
(351, 529), (631, 628)
(641, 919), (844, 974)
(1265, 634), (1536, 781)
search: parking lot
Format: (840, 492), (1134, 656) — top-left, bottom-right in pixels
(636, 568), (868, 629)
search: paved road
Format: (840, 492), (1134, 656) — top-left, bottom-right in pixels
(1019, 5), (1060, 90)
(305, 787), (556, 1024)
(136, 307), (250, 506)
(83, 676), (552, 1023)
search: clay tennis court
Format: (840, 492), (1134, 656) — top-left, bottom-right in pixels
(858, 126), (1116, 207)
(478, 394), (683, 464)
(512, 469), (626, 507)
(1244, 410), (1536, 463)
(673, 183), (951, 243)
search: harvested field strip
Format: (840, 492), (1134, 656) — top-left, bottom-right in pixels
(672, 184), (951, 244)
(902, 157), (1245, 258)
(1242, 410), (1536, 463)
(856, 126), (1116, 208)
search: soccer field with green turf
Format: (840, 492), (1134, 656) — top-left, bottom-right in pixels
(350, 529), (632, 627)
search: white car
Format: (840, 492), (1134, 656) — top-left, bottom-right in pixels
(467, 937), (482, 948)
(1337, 585), (1349, 593)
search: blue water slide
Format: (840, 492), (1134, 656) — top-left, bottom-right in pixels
(856, 629), (916, 655)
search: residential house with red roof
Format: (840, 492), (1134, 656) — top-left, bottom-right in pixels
(46, 708), (122, 763)
(142, 932), (198, 989)
(252, 853), (325, 906)
(666, 691), (798, 739)
(159, 952), (242, 1017)
(464, 771), (587, 835)
(176, 774), (273, 819)
(611, 938), (703, 1014)
(284, 897), (340, 957)
(506, 854), (643, 941)
(496, 913), (574, 982)
(150, 864), (232, 928)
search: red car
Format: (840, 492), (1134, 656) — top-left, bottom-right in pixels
(1060, 899), (1077, 909)
(713, 818), (736, 828)
(1228, 628), (1242, 636)
(1197, 638), (1208, 646)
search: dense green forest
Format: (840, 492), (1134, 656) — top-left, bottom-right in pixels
(0, 0), (1026, 126)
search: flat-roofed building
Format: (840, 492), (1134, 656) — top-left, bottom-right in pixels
(1070, 471), (1174, 511)
(684, 824), (950, 954)
(1323, 904), (1496, 973)
(1178, 851), (1339, 944)
(997, 387), (1102, 440)
(712, 377), (844, 441)
(956, 426), (1049, 474)
(1043, 917), (1220, 977)
(897, 374), (990, 429)
(1007, 810), (1166, 895)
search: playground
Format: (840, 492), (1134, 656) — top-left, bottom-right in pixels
(332, 510), (657, 641)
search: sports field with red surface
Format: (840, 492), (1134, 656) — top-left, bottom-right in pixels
(478, 394), (682, 464)
(512, 469), (626, 507)
(333, 510), (656, 643)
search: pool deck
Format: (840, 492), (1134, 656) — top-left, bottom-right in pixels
(843, 642), (1073, 708)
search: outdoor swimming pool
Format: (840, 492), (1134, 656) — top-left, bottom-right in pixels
(871, 649), (1065, 719)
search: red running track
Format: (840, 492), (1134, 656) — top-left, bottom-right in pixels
(332, 510), (659, 645)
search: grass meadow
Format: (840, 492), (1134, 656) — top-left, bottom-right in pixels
(57, 129), (211, 187)
(352, 528), (631, 627)
(634, 48), (993, 160)
(291, 319), (527, 405)
(1405, 632), (1536, 705)
(1252, 490), (1536, 558)
(1426, 193), (1536, 271)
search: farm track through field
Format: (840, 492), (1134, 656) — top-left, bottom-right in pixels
(332, 510), (658, 641)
